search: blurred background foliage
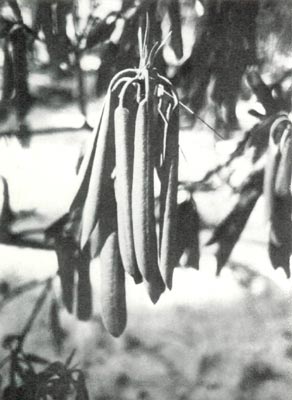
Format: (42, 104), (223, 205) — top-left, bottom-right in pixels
(0, 0), (291, 134)
(0, 1), (292, 399)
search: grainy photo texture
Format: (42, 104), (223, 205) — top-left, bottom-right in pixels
(0, 0), (292, 399)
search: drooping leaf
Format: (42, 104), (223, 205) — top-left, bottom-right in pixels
(9, 25), (32, 121)
(1, 39), (14, 102)
(70, 99), (106, 213)
(49, 298), (66, 352)
(263, 133), (281, 221)
(167, 0), (183, 59)
(269, 195), (292, 278)
(46, 209), (92, 319)
(76, 246), (92, 321)
(55, 240), (76, 314)
(176, 197), (200, 269)
(274, 127), (292, 197)
(207, 168), (263, 273)
(47, 212), (80, 314)
(268, 128), (292, 277)
(96, 41), (119, 95)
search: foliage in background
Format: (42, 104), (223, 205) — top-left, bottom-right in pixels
(0, 278), (90, 400)
(0, 0), (291, 132)
(0, 1), (292, 396)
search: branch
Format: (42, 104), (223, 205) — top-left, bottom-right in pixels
(0, 278), (54, 312)
(7, 0), (22, 22)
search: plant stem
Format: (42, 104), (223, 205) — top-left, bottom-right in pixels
(18, 278), (52, 350)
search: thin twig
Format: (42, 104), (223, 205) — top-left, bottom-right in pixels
(18, 278), (52, 350)
(65, 349), (76, 368)
(0, 277), (55, 312)
(163, 90), (225, 140)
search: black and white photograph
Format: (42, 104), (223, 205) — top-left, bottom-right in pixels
(0, 0), (291, 399)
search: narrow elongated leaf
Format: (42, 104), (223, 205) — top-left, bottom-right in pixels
(207, 169), (263, 273)
(269, 195), (291, 277)
(80, 90), (116, 248)
(275, 129), (292, 197)
(1, 39), (14, 101)
(70, 101), (106, 213)
(49, 298), (65, 351)
(46, 210), (92, 319)
(268, 128), (292, 277)
(76, 246), (92, 320)
(55, 239), (76, 314)
(10, 26), (31, 120)
(263, 140), (280, 220)
(176, 197), (200, 270)
(168, 0), (183, 59)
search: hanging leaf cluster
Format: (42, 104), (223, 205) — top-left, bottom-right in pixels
(205, 70), (292, 276)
